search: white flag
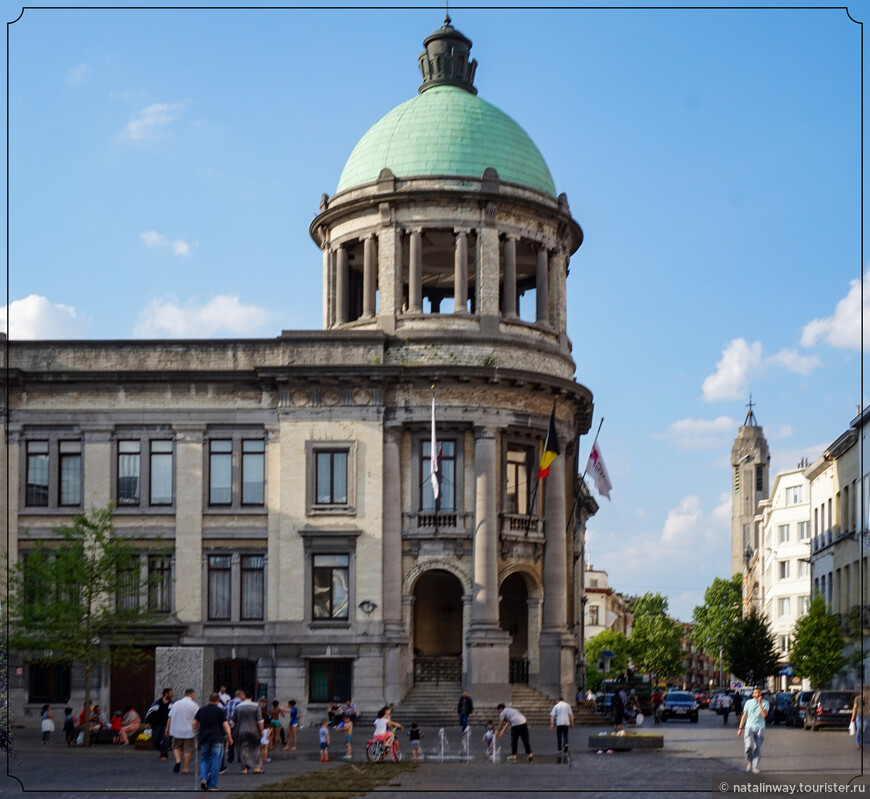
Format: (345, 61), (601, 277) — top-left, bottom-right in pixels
(586, 442), (612, 500)
(430, 397), (440, 501)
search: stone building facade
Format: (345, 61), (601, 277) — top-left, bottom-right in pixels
(3, 19), (596, 718)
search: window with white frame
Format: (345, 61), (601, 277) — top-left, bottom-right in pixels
(207, 434), (266, 510)
(798, 595), (810, 614)
(778, 524), (790, 544)
(798, 521), (810, 540)
(779, 633), (791, 653)
(797, 560), (810, 578)
(786, 485), (803, 505)
(778, 560), (790, 580)
(778, 597), (791, 617)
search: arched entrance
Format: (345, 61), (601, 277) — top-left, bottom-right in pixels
(413, 569), (463, 683)
(500, 572), (530, 683)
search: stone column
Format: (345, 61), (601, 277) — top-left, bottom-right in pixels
(536, 247), (549, 325)
(538, 451), (574, 698)
(363, 235), (377, 318)
(336, 245), (349, 325)
(173, 425), (204, 624)
(377, 221), (400, 334)
(527, 595), (543, 685)
(502, 236), (517, 318)
(453, 229), (469, 313)
(408, 229), (422, 313)
(322, 242), (332, 329)
(382, 426), (404, 704)
(467, 426), (511, 703)
(477, 208), (501, 322)
(549, 248), (568, 344)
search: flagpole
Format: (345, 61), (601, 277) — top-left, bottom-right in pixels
(566, 417), (605, 536)
(528, 398), (558, 534)
(431, 385), (439, 535)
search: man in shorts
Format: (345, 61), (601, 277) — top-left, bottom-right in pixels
(166, 689), (199, 774)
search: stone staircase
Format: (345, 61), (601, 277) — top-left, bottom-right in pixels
(389, 682), (604, 730)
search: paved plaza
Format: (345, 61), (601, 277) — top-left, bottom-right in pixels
(1, 710), (867, 797)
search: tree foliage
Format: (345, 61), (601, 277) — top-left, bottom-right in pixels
(692, 574), (743, 660)
(725, 607), (780, 686)
(585, 629), (630, 689)
(790, 593), (846, 688)
(628, 592), (684, 681)
(9, 504), (160, 736)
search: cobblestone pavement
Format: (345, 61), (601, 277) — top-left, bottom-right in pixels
(2, 710), (866, 798)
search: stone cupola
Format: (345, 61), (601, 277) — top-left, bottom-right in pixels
(418, 15), (478, 95)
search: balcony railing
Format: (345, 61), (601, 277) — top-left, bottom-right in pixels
(403, 511), (473, 537)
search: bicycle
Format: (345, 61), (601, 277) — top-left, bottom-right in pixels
(365, 737), (403, 762)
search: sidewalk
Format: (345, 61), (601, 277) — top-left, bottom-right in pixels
(2, 716), (865, 797)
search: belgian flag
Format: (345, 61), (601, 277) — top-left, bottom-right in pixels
(537, 404), (560, 479)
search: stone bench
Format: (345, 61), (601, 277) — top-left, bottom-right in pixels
(588, 733), (663, 751)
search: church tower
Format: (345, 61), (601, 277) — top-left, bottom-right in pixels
(730, 399), (770, 577)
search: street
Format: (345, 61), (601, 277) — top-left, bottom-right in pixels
(1, 708), (866, 797)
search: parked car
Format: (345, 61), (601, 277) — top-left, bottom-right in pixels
(660, 690), (699, 723)
(693, 690), (708, 708)
(709, 692), (727, 713)
(771, 692), (793, 725)
(785, 690), (815, 728)
(804, 690), (856, 731)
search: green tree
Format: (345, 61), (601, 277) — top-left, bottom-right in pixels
(725, 607), (780, 686)
(628, 593), (684, 682)
(585, 630), (630, 689)
(790, 594), (846, 687)
(692, 574), (743, 680)
(9, 504), (160, 736)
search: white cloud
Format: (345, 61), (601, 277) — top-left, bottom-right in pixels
(124, 102), (182, 141)
(133, 295), (271, 338)
(65, 64), (88, 86)
(801, 269), (869, 350)
(661, 496), (703, 545)
(1, 294), (90, 339)
(701, 338), (821, 403)
(701, 338), (763, 402)
(660, 415), (738, 450)
(140, 230), (197, 256)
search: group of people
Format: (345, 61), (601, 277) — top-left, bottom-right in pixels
(39, 703), (143, 747)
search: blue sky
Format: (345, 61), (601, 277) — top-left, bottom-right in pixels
(3, 2), (866, 622)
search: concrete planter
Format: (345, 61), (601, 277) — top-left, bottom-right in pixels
(588, 733), (664, 751)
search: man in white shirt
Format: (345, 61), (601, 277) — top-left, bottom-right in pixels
(550, 696), (574, 757)
(166, 688), (199, 774)
(495, 703), (533, 762)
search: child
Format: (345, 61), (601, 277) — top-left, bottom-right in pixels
(342, 713), (353, 760)
(408, 721), (423, 761)
(319, 719), (330, 762)
(483, 720), (495, 758)
(283, 700), (298, 751)
(63, 707), (76, 747)
(268, 700), (283, 749)
(110, 710), (122, 744)
(40, 705), (54, 745)
(382, 707), (402, 758)
(258, 726), (270, 771)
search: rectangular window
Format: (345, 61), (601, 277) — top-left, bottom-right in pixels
(209, 440), (233, 506)
(798, 560), (810, 578)
(116, 556), (140, 611)
(779, 634), (790, 653)
(506, 446), (532, 515)
(787, 485), (803, 505)
(118, 440), (141, 506)
(421, 440), (455, 511)
(316, 450), (348, 505)
(148, 555), (172, 613)
(778, 524), (790, 544)
(25, 441), (49, 507)
(308, 659), (352, 703)
(58, 441), (82, 506)
(241, 440), (265, 505)
(755, 465), (764, 493)
(240, 554), (265, 620)
(150, 441), (173, 505)
(778, 597), (791, 617)
(588, 605), (599, 626)
(778, 560), (790, 580)
(799, 595), (810, 614)
(798, 521), (810, 540)
(28, 663), (71, 704)
(208, 554), (232, 620)
(312, 554), (349, 620)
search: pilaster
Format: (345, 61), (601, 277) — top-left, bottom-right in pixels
(173, 424), (204, 623)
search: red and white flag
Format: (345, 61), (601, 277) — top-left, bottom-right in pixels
(430, 397), (440, 501)
(586, 442), (612, 500)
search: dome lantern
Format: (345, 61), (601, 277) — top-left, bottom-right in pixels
(418, 15), (478, 95)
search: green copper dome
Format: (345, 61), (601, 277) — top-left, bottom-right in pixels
(336, 87), (557, 197)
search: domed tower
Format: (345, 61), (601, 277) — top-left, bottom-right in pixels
(311, 18), (592, 705)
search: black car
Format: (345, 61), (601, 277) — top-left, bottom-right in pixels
(804, 690), (856, 731)
(771, 692), (792, 725)
(785, 690), (815, 728)
(660, 691), (699, 723)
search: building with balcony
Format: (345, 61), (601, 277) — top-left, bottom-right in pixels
(3, 18), (597, 718)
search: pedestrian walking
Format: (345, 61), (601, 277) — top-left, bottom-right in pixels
(737, 686), (769, 774)
(144, 688), (173, 761)
(549, 696), (573, 757)
(495, 703), (533, 763)
(166, 689), (199, 775)
(233, 690), (265, 775)
(720, 692), (733, 725)
(851, 687), (869, 749)
(457, 689), (474, 732)
(193, 692), (232, 792)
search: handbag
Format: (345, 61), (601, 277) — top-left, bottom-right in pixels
(849, 721), (856, 736)
(635, 713), (644, 727)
